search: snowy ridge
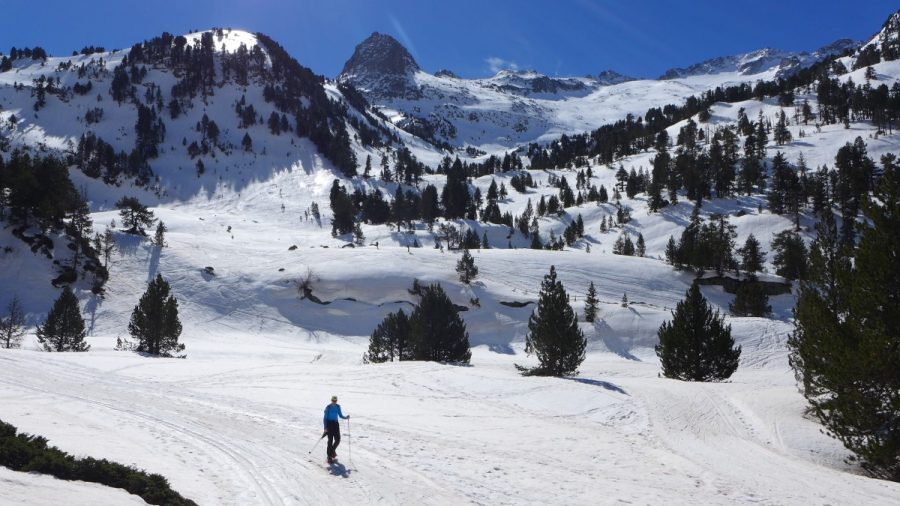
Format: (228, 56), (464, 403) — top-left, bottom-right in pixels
(659, 39), (860, 80)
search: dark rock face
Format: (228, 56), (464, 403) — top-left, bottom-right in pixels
(594, 70), (634, 86)
(339, 32), (421, 99)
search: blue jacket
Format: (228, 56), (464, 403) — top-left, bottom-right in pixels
(324, 403), (348, 427)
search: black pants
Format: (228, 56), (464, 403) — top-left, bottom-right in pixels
(325, 420), (341, 459)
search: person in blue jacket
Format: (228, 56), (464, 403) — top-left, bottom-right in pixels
(323, 395), (349, 463)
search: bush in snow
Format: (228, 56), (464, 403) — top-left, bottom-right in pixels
(518, 266), (585, 377)
(36, 287), (89, 352)
(656, 283), (740, 381)
(128, 274), (184, 357)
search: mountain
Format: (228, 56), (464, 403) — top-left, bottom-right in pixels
(338, 35), (864, 150)
(659, 39), (860, 80)
(339, 31), (422, 100)
(593, 69), (635, 85)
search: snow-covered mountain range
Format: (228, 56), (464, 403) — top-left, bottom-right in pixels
(1, 10), (900, 506)
(337, 33), (862, 149)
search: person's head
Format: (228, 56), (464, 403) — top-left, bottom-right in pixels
(331, 395), (338, 403)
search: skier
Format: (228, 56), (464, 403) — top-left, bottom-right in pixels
(323, 395), (349, 464)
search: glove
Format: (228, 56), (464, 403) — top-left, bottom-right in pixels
(322, 431), (327, 437)
(346, 415), (350, 419)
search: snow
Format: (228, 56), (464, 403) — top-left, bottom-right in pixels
(0, 467), (147, 505)
(2, 24), (900, 506)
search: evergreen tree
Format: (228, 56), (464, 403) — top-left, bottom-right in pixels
(730, 281), (772, 317)
(153, 221), (167, 248)
(456, 248), (478, 284)
(353, 222), (365, 245)
(636, 233), (646, 257)
(655, 283), (740, 381)
(329, 180), (355, 237)
(365, 309), (412, 363)
(520, 266), (586, 376)
(99, 227), (117, 268)
(1, 296), (26, 349)
(116, 196), (156, 235)
(409, 284), (471, 364)
(128, 274), (184, 357)
(790, 174), (900, 480)
(738, 234), (766, 276)
(36, 287), (89, 352)
(584, 281), (599, 323)
(771, 230), (808, 281)
(773, 109), (792, 145)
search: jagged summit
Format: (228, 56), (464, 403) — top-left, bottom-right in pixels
(339, 32), (421, 99)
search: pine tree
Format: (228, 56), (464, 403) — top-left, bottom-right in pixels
(730, 281), (772, 317)
(116, 196), (156, 235)
(738, 234), (766, 276)
(409, 284), (471, 363)
(656, 283), (740, 381)
(584, 281), (599, 323)
(36, 287), (89, 352)
(456, 248), (478, 284)
(771, 230), (808, 281)
(353, 222), (365, 246)
(1, 296), (26, 349)
(773, 109), (792, 145)
(99, 227), (117, 268)
(153, 221), (167, 248)
(365, 309), (412, 363)
(790, 174), (900, 480)
(636, 233), (646, 257)
(520, 266), (585, 376)
(128, 274), (184, 357)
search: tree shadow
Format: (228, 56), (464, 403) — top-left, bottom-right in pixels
(594, 320), (641, 362)
(566, 377), (628, 396)
(487, 343), (515, 355)
(84, 295), (102, 336)
(147, 246), (161, 282)
(116, 232), (145, 256)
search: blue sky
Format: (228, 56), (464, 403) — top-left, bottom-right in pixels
(1, 1), (897, 79)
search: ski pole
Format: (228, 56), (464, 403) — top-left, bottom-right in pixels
(308, 433), (325, 454)
(347, 417), (352, 467)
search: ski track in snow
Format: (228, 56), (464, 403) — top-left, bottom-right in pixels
(3, 347), (900, 505)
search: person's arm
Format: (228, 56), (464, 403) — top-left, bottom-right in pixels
(323, 406), (328, 429)
(338, 405), (349, 419)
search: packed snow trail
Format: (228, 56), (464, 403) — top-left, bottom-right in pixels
(2, 344), (899, 505)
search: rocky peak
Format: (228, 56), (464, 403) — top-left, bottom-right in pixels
(594, 70), (634, 86)
(339, 32), (420, 99)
